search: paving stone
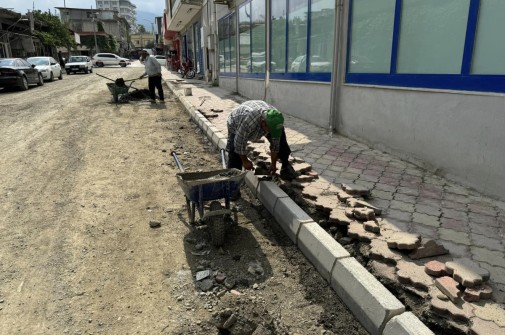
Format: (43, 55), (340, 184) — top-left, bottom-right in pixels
(341, 183), (371, 198)
(470, 317), (505, 335)
(473, 302), (505, 327)
(393, 193), (417, 204)
(364, 220), (380, 233)
(292, 161), (312, 174)
(468, 213), (499, 226)
(348, 221), (379, 243)
(337, 191), (352, 202)
(369, 260), (397, 282)
(345, 207), (355, 218)
(314, 195), (337, 213)
(415, 204), (441, 217)
(328, 209), (352, 226)
(439, 240), (471, 258)
(430, 296), (475, 322)
(445, 258), (490, 288)
(464, 284), (493, 302)
(479, 263), (505, 286)
(438, 228), (471, 245)
(301, 186), (320, 200)
(346, 198), (382, 215)
(353, 207), (376, 221)
(372, 190), (394, 200)
(369, 239), (404, 265)
(396, 260), (434, 292)
(409, 239), (449, 260)
(440, 217), (469, 232)
(390, 200), (415, 212)
(435, 276), (463, 302)
(409, 224), (439, 240)
(470, 233), (505, 252)
(385, 231), (422, 250)
(442, 208), (469, 221)
(471, 247), (505, 268)
(425, 260), (449, 277)
(412, 213), (440, 227)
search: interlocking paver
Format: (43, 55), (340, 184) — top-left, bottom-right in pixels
(390, 200), (415, 212)
(471, 247), (505, 268)
(470, 233), (505, 252)
(430, 295), (475, 321)
(396, 260), (434, 291)
(409, 239), (449, 260)
(435, 276), (463, 302)
(439, 228), (471, 245)
(470, 317), (505, 335)
(445, 258), (490, 288)
(425, 260), (449, 277)
(464, 284), (493, 302)
(412, 213), (440, 227)
(369, 239), (403, 265)
(473, 302), (505, 327)
(385, 231), (422, 250)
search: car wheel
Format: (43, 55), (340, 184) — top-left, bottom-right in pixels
(66, 71), (71, 75)
(58, 71), (63, 80)
(120, 62), (126, 67)
(97, 62), (104, 67)
(90, 67), (93, 73)
(37, 73), (44, 86)
(49, 72), (54, 82)
(84, 68), (89, 74)
(20, 76), (29, 91)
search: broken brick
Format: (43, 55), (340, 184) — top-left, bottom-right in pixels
(464, 284), (493, 302)
(409, 239), (449, 260)
(430, 296), (475, 322)
(396, 260), (434, 292)
(435, 276), (463, 302)
(328, 209), (352, 226)
(386, 231), (422, 250)
(425, 260), (449, 277)
(364, 220), (380, 234)
(341, 183), (371, 198)
(445, 258), (490, 288)
(348, 221), (379, 242)
(353, 207), (376, 221)
(369, 239), (403, 265)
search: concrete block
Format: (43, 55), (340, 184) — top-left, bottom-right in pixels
(331, 257), (405, 335)
(383, 312), (434, 335)
(217, 138), (227, 151)
(273, 197), (313, 243)
(206, 125), (219, 139)
(298, 222), (350, 282)
(257, 181), (288, 214)
(244, 171), (259, 197)
(211, 132), (221, 148)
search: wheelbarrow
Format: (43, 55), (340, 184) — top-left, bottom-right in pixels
(97, 73), (137, 103)
(171, 150), (247, 246)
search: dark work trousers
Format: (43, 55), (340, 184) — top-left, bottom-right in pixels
(226, 127), (292, 170)
(148, 75), (164, 100)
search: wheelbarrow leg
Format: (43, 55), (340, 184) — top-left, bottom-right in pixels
(190, 201), (196, 224)
(197, 185), (205, 220)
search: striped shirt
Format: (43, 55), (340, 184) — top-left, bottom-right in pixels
(227, 100), (280, 156)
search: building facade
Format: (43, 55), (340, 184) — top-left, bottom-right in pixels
(162, 0), (505, 199)
(95, 0), (136, 29)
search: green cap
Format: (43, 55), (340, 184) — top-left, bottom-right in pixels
(265, 109), (284, 138)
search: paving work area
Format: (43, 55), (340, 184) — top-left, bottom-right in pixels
(160, 68), (505, 335)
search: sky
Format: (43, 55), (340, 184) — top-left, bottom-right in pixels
(1, 0), (164, 16)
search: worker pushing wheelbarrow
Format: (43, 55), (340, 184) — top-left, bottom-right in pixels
(96, 73), (137, 103)
(172, 150), (247, 247)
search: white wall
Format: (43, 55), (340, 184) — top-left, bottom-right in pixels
(338, 85), (505, 198)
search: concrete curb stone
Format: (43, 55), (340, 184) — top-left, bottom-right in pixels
(297, 221), (350, 282)
(164, 78), (435, 335)
(383, 312), (434, 335)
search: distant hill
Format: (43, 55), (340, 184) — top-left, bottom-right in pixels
(136, 10), (159, 30)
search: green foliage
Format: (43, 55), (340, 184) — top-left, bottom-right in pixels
(138, 24), (146, 33)
(97, 21), (105, 32)
(145, 41), (154, 49)
(32, 10), (76, 48)
(80, 34), (119, 53)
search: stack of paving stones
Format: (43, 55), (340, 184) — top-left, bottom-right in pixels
(248, 151), (505, 335)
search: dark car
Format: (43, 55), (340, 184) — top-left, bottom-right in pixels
(0, 58), (44, 91)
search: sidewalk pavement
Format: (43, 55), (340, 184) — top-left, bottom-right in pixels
(160, 67), (505, 334)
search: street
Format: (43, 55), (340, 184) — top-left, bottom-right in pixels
(0, 63), (367, 335)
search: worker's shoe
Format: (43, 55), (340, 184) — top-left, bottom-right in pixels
(280, 164), (298, 181)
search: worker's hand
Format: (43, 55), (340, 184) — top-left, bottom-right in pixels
(242, 159), (254, 171)
(269, 164), (277, 175)
(139, 75), (145, 79)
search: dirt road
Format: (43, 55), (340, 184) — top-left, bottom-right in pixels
(0, 63), (367, 335)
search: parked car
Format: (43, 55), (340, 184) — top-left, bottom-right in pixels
(290, 55), (331, 73)
(27, 56), (63, 81)
(246, 52), (276, 72)
(154, 55), (166, 67)
(92, 53), (131, 67)
(0, 58), (44, 91)
(65, 56), (93, 74)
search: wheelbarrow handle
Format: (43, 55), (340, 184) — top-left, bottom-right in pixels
(171, 151), (185, 172)
(220, 149), (227, 169)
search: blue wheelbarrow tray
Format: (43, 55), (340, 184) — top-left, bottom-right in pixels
(175, 168), (247, 223)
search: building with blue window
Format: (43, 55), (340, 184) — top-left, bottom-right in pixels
(163, 0), (505, 198)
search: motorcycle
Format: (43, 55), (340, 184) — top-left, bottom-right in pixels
(178, 59), (196, 79)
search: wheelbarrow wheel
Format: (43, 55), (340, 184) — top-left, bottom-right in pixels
(208, 201), (226, 247)
(113, 93), (119, 103)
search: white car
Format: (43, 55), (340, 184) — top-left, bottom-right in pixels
(92, 53), (131, 67)
(27, 56), (63, 81)
(290, 55), (331, 73)
(65, 56), (93, 74)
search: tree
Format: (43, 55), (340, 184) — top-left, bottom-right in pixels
(32, 10), (76, 49)
(138, 24), (146, 34)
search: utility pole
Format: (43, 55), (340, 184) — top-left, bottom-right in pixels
(92, 11), (99, 54)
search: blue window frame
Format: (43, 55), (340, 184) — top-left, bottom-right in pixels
(346, 0), (505, 93)
(218, 12), (236, 76)
(231, 0), (334, 82)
